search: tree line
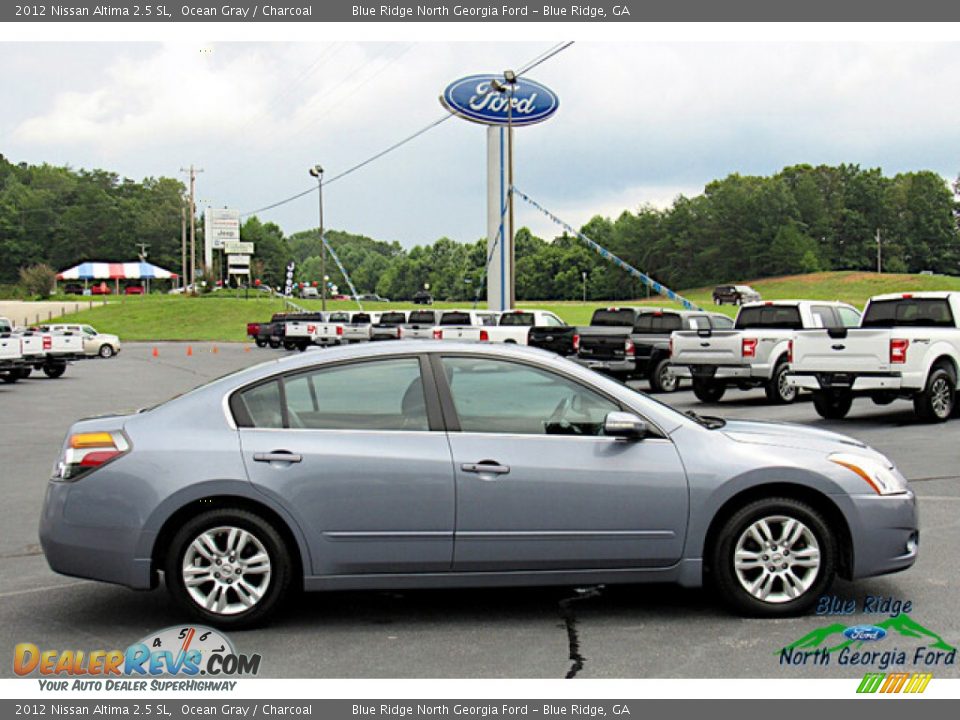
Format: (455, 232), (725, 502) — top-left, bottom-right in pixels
(2, 154), (958, 300)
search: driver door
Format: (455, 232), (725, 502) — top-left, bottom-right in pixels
(437, 356), (688, 572)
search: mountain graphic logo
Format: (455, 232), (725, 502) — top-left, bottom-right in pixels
(780, 614), (956, 654)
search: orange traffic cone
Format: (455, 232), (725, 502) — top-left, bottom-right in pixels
(152, 347), (159, 358)
(186, 346), (193, 357)
(211, 345), (219, 354)
(244, 346), (251, 353)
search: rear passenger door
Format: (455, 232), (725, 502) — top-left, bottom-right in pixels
(236, 355), (456, 576)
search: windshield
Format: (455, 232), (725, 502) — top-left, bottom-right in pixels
(590, 309), (636, 326)
(735, 305), (802, 330)
(499, 312), (535, 326)
(861, 298), (955, 328)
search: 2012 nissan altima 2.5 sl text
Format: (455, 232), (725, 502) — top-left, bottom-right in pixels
(39, 342), (918, 628)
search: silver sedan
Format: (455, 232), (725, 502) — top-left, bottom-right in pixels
(40, 342), (918, 628)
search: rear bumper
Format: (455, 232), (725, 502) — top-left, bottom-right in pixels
(671, 364), (764, 380)
(837, 490), (919, 580)
(573, 357), (635, 375)
(787, 371), (910, 393)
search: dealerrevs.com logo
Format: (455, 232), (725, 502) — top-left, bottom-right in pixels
(14, 626), (261, 690)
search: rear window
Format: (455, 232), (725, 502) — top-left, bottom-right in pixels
(408, 311), (437, 325)
(862, 299), (955, 328)
(590, 309), (636, 326)
(632, 313), (681, 333)
(351, 313), (372, 324)
(735, 305), (803, 330)
(499, 312), (535, 326)
(329, 312), (350, 322)
(440, 312), (471, 326)
(379, 312), (407, 324)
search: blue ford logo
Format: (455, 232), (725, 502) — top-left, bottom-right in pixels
(843, 625), (887, 641)
(441, 74), (559, 127)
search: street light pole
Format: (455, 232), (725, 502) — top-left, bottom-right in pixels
(309, 165), (326, 311)
(876, 228), (882, 274)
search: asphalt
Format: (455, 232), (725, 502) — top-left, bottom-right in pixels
(1, 342), (958, 679)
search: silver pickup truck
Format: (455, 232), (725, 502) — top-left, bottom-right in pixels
(670, 300), (861, 404)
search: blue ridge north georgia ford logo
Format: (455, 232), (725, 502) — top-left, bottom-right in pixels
(440, 75), (559, 127)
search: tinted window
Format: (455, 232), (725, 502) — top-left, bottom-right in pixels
(441, 357), (619, 436)
(237, 381), (284, 429)
(837, 306), (862, 328)
(735, 306), (803, 330)
(590, 309), (636, 326)
(440, 312), (471, 325)
(283, 358), (428, 431)
(477, 314), (500, 326)
(351, 313), (372, 324)
(810, 305), (839, 329)
(862, 299), (954, 328)
(499, 312), (535, 326)
(329, 312), (350, 322)
(710, 315), (735, 329)
(408, 311), (437, 325)
(379, 312), (407, 325)
(633, 313), (682, 333)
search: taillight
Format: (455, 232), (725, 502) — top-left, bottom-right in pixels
(625, 339), (635, 355)
(787, 339), (794, 364)
(669, 336), (674, 358)
(56, 431), (129, 481)
(890, 338), (909, 364)
(397, 327), (403, 338)
(43, 336), (52, 350)
(572, 334), (580, 351)
(742, 337), (758, 358)
(433, 329), (442, 340)
(336, 326), (343, 336)
(479, 330), (489, 342)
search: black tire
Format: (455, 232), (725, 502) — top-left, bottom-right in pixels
(765, 360), (798, 404)
(692, 378), (726, 402)
(298, 344), (308, 352)
(165, 508), (293, 629)
(98, 344), (115, 359)
(283, 341), (297, 351)
(268, 339), (280, 349)
(1, 371), (19, 384)
(812, 390), (852, 419)
(713, 297), (721, 306)
(913, 366), (955, 423)
(255, 338), (268, 348)
(17, 367), (31, 379)
(648, 358), (679, 393)
(504, 339), (517, 344)
(712, 497), (836, 617)
(42, 362), (66, 379)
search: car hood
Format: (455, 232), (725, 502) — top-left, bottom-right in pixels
(721, 419), (871, 455)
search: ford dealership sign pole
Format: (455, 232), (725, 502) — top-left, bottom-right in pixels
(441, 73), (558, 311)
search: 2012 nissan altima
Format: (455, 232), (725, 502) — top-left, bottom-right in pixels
(40, 342), (918, 628)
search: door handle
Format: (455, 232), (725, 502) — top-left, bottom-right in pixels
(253, 451), (303, 464)
(461, 461), (510, 475)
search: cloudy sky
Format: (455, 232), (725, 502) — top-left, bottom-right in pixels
(1, 41), (959, 247)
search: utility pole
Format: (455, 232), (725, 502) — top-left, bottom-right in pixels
(180, 165), (203, 288)
(876, 228), (882, 274)
(180, 200), (187, 289)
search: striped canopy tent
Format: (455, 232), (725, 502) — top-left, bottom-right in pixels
(56, 261), (179, 293)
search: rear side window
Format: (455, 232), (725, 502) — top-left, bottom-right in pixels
(590, 309), (636, 326)
(236, 381), (284, 429)
(499, 313), (535, 326)
(735, 306), (803, 330)
(633, 313), (682, 333)
(440, 312), (471, 325)
(810, 305), (839, 329)
(837, 306), (862, 328)
(862, 299), (955, 328)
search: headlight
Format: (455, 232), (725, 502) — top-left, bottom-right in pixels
(829, 452), (908, 496)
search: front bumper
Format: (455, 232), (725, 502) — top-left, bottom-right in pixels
(838, 490), (919, 580)
(39, 480), (155, 590)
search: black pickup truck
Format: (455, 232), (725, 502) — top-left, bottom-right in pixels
(574, 307), (734, 392)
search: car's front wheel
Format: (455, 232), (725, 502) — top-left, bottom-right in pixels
(648, 358), (679, 393)
(692, 378), (726, 402)
(165, 509), (292, 629)
(712, 498), (835, 617)
(98, 344), (115, 359)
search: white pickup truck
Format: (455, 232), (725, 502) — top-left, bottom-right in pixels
(432, 310), (501, 341)
(401, 309), (441, 339)
(16, 328), (85, 379)
(670, 300), (862, 404)
(788, 292), (960, 421)
(0, 322), (24, 383)
(434, 309), (565, 344)
(280, 313), (329, 351)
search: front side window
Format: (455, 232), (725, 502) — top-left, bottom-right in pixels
(283, 358), (428, 431)
(810, 306), (839, 329)
(441, 357), (619, 436)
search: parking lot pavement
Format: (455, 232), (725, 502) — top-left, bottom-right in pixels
(1, 344), (957, 678)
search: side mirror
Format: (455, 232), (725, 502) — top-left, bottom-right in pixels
(604, 411), (647, 439)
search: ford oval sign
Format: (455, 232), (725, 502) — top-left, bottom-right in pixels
(843, 625), (888, 642)
(441, 74), (559, 127)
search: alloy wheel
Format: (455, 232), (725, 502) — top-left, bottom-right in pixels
(181, 526), (273, 615)
(733, 515), (820, 603)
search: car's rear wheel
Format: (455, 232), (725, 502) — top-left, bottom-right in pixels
(268, 339), (280, 349)
(648, 358), (679, 393)
(255, 338), (268, 348)
(42, 362), (66, 379)
(98, 344), (115, 359)
(712, 498), (835, 617)
(812, 390), (852, 419)
(165, 509), (292, 629)
(765, 361), (797, 404)
(692, 378), (726, 402)
(17, 367), (31, 379)
(283, 341), (297, 351)
(1, 371), (19, 384)
(914, 366), (955, 423)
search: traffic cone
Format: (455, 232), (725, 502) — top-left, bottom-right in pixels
(152, 347), (159, 358)
(186, 346), (193, 357)
(244, 346), (251, 353)
(211, 345), (219, 354)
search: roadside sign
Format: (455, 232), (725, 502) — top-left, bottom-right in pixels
(224, 241), (254, 255)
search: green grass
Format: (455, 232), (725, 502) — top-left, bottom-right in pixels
(29, 271), (960, 341)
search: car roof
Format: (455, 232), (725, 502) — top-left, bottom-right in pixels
(869, 291), (959, 301)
